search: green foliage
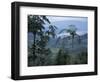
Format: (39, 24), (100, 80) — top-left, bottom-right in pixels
(56, 49), (70, 65)
(73, 51), (88, 64)
(28, 16), (87, 66)
(28, 15), (57, 66)
(78, 52), (87, 64)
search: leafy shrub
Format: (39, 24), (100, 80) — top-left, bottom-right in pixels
(74, 51), (87, 64)
(56, 49), (70, 65)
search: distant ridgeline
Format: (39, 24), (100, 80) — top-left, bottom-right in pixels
(47, 33), (87, 54)
(28, 32), (87, 55)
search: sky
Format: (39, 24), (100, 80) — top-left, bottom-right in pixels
(46, 16), (88, 37)
(47, 16), (87, 23)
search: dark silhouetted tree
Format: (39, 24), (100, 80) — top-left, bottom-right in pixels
(28, 15), (57, 66)
(59, 25), (80, 48)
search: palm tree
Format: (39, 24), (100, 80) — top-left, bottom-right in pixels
(28, 15), (57, 65)
(59, 25), (80, 48)
(28, 15), (50, 59)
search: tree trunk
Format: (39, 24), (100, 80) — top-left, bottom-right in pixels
(33, 33), (36, 61)
(72, 38), (73, 48)
(72, 35), (74, 48)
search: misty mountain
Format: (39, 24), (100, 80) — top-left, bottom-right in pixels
(28, 32), (87, 54)
(46, 33), (87, 54)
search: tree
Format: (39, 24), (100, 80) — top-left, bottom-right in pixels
(59, 25), (80, 48)
(28, 15), (49, 57)
(67, 25), (77, 48)
(28, 15), (57, 66)
(56, 49), (70, 65)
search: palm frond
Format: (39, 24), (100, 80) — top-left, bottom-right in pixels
(41, 16), (51, 24)
(54, 26), (58, 29)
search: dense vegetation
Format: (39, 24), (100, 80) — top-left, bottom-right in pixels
(28, 15), (88, 66)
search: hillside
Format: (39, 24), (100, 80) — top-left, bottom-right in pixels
(47, 33), (87, 53)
